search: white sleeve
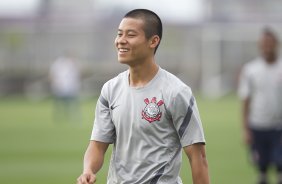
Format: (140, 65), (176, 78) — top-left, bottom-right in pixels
(169, 86), (206, 147)
(238, 65), (251, 100)
(90, 85), (115, 143)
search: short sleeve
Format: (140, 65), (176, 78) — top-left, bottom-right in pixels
(90, 86), (115, 143)
(238, 66), (251, 100)
(169, 86), (206, 147)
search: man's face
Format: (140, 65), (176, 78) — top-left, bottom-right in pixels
(115, 18), (153, 66)
(259, 34), (278, 62)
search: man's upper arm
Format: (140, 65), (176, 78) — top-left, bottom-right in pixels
(91, 84), (116, 143)
(183, 143), (207, 161)
(88, 140), (110, 154)
(169, 87), (206, 147)
(238, 65), (252, 100)
(183, 143), (210, 184)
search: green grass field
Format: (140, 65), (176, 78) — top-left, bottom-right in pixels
(0, 95), (262, 184)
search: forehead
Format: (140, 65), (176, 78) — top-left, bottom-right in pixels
(118, 18), (145, 32)
(261, 34), (277, 44)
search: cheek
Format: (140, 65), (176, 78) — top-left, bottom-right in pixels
(114, 38), (118, 48)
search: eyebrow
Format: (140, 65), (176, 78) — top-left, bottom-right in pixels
(118, 29), (138, 33)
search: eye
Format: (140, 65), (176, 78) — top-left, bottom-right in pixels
(117, 33), (122, 37)
(128, 34), (136, 37)
(127, 31), (137, 37)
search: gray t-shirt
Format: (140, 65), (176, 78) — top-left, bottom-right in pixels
(91, 67), (206, 184)
(238, 58), (282, 130)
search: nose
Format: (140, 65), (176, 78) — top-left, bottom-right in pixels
(115, 35), (127, 45)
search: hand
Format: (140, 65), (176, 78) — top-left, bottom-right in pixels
(77, 173), (96, 184)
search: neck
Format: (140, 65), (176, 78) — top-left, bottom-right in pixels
(266, 58), (276, 64)
(128, 59), (159, 87)
(264, 54), (277, 64)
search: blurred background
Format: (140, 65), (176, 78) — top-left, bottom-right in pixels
(1, 0), (282, 183)
(1, 0), (281, 98)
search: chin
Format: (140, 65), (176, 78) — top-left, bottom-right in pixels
(118, 58), (130, 64)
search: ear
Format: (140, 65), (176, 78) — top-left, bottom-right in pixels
(149, 35), (160, 49)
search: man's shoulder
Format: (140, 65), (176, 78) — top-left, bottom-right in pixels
(277, 58), (282, 67)
(245, 58), (261, 66)
(242, 58), (263, 73)
(102, 70), (127, 91)
(160, 68), (192, 95)
(161, 68), (186, 85)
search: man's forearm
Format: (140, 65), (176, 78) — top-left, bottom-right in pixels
(83, 141), (109, 174)
(191, 158), (210, 184)
(83, 149), (104, 174)
(242, 98), (250, 130)
(184, 144), (210, 184)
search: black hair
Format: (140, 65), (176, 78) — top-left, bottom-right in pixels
(124, 9), (163, 53)
(262, 27), (279, 43)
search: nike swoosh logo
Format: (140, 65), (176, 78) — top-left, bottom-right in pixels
(110, 105), (120, 110)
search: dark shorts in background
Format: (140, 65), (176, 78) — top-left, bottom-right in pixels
(250, 128), (282, 171)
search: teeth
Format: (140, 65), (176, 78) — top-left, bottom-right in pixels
(119, 48), (129, 52)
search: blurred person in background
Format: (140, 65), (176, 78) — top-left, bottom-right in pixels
(77, 9), (209, 184)
(238, 28), (282, 184)
(49, 51), (81, 123)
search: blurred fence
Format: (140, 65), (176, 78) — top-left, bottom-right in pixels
(1, 0), (282, 98)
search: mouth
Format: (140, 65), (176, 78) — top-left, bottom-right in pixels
(118, 48), (130, 53)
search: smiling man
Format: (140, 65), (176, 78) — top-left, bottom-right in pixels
(77, 9), (210, 184)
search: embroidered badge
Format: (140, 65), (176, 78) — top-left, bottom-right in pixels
(142, 97), (164, 123)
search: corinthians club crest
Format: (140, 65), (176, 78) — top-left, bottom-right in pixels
(142, 97), (164, 123)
